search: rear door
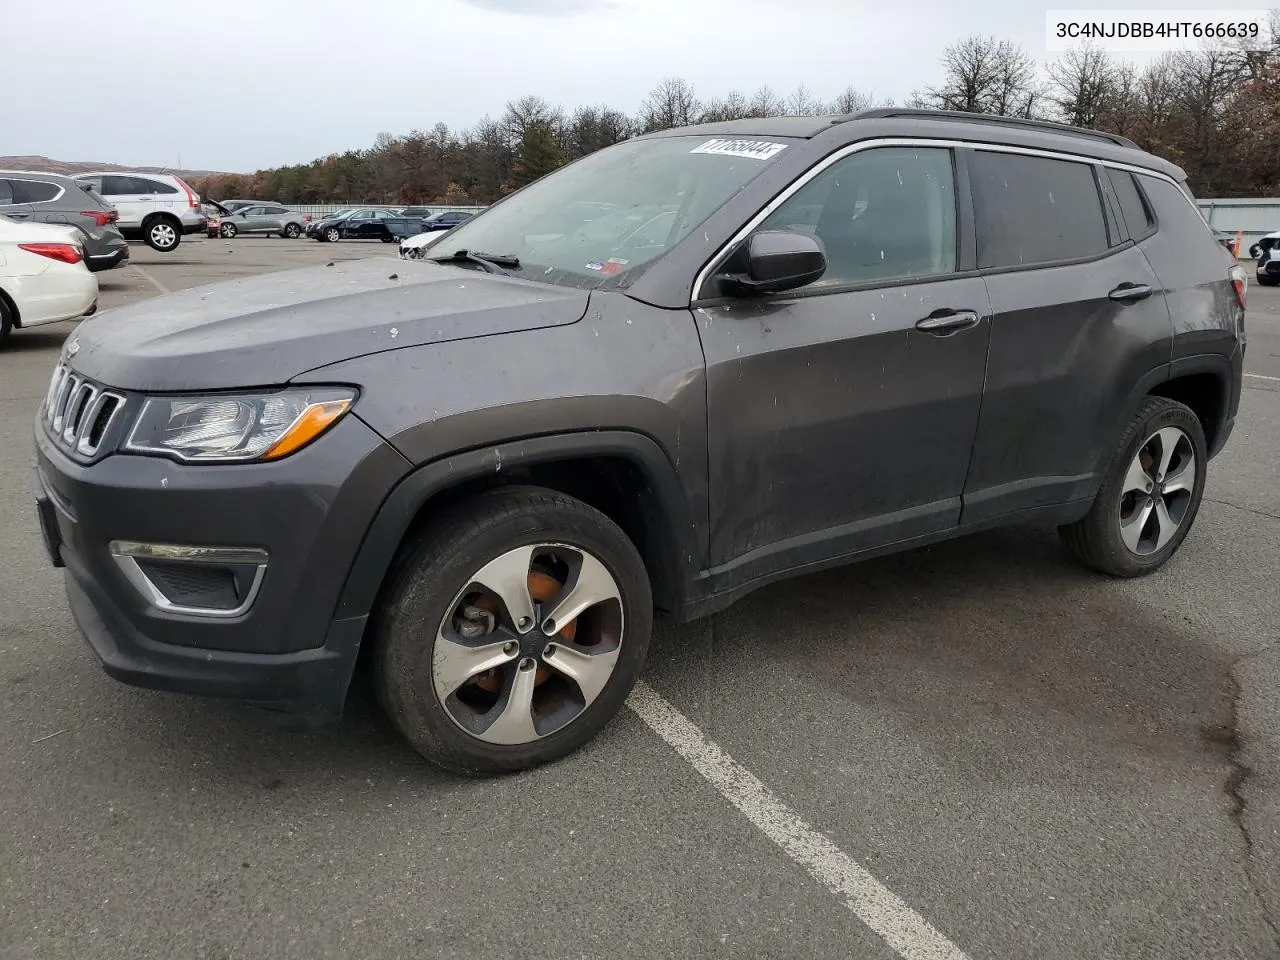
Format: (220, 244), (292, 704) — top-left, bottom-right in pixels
(258, 205), (286, 233)
(9, 178), (67, 228)
(960, 147), (1174, 525)
(0, 179), (33, 222)
(98, 175), (153, 228)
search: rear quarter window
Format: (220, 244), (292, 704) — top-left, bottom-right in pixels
(1106, 169), (1156, 238)
(10, 179), (61, 203)
(970, 150), (1110, 268)
(140, 178), (179, 195)
(1137, 174), (1223, 259)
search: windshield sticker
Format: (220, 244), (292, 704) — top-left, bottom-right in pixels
(690, 138), (788, 161)
(585, 261), (605, 271)
(600, 258), (628, 276)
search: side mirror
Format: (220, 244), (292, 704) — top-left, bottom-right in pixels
(723, 230), (826, 295)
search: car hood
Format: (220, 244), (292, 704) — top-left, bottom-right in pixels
(65, 257), (590, 391)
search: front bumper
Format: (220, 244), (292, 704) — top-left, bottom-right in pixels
(33, 402), (408, 719)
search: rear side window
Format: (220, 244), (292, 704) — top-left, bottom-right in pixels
(10, 179), (61, 203)
(1107, 169), (1155, 238)
(100, 176), (137, 195)
(970, 151), (1109, 268)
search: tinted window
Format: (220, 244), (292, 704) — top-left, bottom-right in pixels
(970, 151), (1109, 268)
(0, 180), (14, 205)
(353, 209), (374, 218)
(264, 206), (287, 214)
(142, 178), (179, 194)
(758, 146), (957, 286)
(100, 176), (140, 195)
(1107, 169), (1155, 237)
(10, 179), (61, 203)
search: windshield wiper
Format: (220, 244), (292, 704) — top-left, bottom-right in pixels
(428, 249), (521, 276)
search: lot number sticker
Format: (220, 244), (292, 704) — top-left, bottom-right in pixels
(690, 139), (788, 161)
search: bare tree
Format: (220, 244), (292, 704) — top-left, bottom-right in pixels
(927, 35), (1040, 116)
(639, 77), (701, 132)
(747, 84), (787, 117)
(1171, 49), (1248, 193)
(1047, 42), (1119, 127)
(829, 86), (876, 114)
(786, 83), (822, 116)
(700, 89), (751, 122)
(502, 95), (564, 146)
(565, 105), (631, 159)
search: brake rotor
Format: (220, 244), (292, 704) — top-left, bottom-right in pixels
(469, 569), (576, 693)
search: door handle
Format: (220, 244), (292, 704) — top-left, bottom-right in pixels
(915, 309), (981, 335)
(1109, 282), (1153, 302)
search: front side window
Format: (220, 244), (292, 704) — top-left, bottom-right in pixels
(756, 146), (957, 287)
(970, 151), (1109, 268)
(0, 180), (14, 205)
(429, 134), (794, 289)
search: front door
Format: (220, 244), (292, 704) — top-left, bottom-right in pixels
(698, 144), (993, 580)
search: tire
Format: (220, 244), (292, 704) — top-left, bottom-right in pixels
(1257, 273), (1278, 286)
(1059, 396), (1207, 577)
(220, 222), (238, 239)
(1249, 244), (1262, 260)
(283, 223), (302, 239)
(381, 235), (396, 243)
(144, 217), (180, 252)
(325, 227), (340, 243)
(0, 293), (14, 347)
(373, 485), (652, 776)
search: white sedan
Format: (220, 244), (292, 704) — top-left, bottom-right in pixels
(0, 215), (99, 348)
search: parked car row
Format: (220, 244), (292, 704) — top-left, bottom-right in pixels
(307, 207), (474, 243)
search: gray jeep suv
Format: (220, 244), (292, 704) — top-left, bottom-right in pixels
(0, 171), (130, 271)
(33, 110), (1245, 775)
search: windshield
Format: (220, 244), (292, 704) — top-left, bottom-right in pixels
(428, 134), (794, 288)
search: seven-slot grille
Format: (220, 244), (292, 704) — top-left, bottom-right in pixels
(43, 362), (126, 457)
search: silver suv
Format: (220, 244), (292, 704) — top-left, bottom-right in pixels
(73, 172), (207, 252)
(0, 171), (129, 271)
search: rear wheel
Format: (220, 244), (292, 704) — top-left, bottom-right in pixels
(283, 223), (302, 239)
(373, 486), (652, 775)
(1059, 396), (1206, 577)
(1257, 273), (1278, 286)
(144, 217), (180, 252)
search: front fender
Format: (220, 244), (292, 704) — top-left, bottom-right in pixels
(331, 429), (702, 623)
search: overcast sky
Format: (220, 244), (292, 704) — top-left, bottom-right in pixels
(2, 0), (1197, 172)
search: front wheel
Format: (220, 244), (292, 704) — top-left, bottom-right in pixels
(144, 218), (180, 252)
(373, 486), (652, 776)
(220, 222), (238, 239)
(283, 223), (302, 238)
(1059, 396), (1207, 577)
(325, 227), (340, 243)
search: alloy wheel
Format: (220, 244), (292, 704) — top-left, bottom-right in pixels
(432, 543), (624, 745)
(150, 222), (177, 249)
(1118, 426), (1196, 555)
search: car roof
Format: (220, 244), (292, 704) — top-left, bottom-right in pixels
(0, 169), (78, 183)
(639, 108), (1184, 180)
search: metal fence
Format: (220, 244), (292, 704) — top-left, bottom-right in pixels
(289, 203), (488, 219)
(1197, 198), (1279, 254)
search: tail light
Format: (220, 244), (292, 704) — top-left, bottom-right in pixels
(1229, 263), (1247, 311)
(304, 215), (312, 222)
(81, 210), (117, 227)
(19, 242), (84, 265)
(175, 177), (199, 210)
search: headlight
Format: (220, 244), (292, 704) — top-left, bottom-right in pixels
(124, 387), (356, 463)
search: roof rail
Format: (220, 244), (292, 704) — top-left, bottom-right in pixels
(840, 108), (1139, 150)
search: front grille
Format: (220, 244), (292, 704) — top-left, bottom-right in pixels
(43, 362), (126, 457)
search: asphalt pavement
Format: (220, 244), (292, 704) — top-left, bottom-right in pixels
(1, 236), (1278, 960)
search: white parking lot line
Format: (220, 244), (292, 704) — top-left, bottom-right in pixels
(1244, 372), (1279, 382)
(627, 681), (971, 960)
(132, 264), (170, 295)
